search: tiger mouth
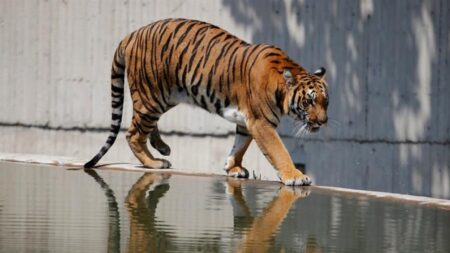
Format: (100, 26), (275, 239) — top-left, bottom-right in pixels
(310, 126), (320, 132)
(306, 123), (321, 133)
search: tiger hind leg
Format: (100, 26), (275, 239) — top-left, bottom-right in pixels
(224, 125), (252, 178)
(126, 114), (171, 169)
(150, 125), (171, 156)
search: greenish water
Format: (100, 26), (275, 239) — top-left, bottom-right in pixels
(0, 162), (449, 252)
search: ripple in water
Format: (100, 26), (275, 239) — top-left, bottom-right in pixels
(0, 162), (449, 252)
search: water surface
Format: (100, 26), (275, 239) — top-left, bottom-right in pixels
(0, 162), (449, 252)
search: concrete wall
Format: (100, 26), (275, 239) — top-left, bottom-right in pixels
(0, 0), (449, 198)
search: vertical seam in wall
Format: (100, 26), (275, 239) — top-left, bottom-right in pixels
(436, 0), (443, 138)
(364, 12), (371, 138)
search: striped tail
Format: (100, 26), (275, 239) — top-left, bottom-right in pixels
(84, 43), (126, 168)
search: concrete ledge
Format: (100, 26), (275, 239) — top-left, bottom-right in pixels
(1, 152), (449, 211)
(0, 152), (225, 177)
(315, 186), (450, 211)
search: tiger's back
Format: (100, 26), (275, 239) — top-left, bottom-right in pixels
(122, 19), (300, 122)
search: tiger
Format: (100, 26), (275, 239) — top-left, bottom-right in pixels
(84, 18), (329, 186)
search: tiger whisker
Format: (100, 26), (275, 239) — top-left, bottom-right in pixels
(327, 118), (341, 128)
(294, 123), (308, 138)
(291, 122), (303, 136)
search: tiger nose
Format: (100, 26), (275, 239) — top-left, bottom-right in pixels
(318, 115), (328, 125)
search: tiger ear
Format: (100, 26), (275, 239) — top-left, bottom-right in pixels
(283, 69), (295, 87)
(313, 67), (326, 79)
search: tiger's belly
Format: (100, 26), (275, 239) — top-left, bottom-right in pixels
(170, 89), (246, 126)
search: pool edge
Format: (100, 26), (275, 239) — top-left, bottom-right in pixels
(1, 152), (449, 210)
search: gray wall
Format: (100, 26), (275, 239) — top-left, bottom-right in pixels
(0, 0), (449, 198)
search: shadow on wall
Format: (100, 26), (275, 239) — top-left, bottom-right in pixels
(220, 0), (449, 198)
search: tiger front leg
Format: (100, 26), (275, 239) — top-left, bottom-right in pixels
(248, 120), (311, 186)
(224, 125), (252, 178)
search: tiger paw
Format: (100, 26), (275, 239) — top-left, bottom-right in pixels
(150, 139), (171, 156)
(278, 185), (311, 199)
(225, 166), (249, 178)
(278, 169), (312, 186)
(143, 159), (172, 169)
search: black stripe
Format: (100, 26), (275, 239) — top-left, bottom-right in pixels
(112, 99), (123, 108)
(123, 30), (137, 50)
(261, 111), (278, 128)
(203, 31), (226, 67)
(206, 71), (213, 96)
(190, 55), (204, 86)
(221, 39), (239, 60)
(111, 85), (124, 93)
(248, 45), (272, 73)
(200, 95), (208, 110)
(140, 119), (157, 130)
(236, 126), (249, 136)
(176, 21), (197, 48)
(157, 19), (173, 44)
(224, 96), (230, 107)
(139, 70), (165, 113)
(167, 45), (175, 63)
(242, 45), (260, 74)
(182, 66), (188, 87)
(211, 40), (233, 75)
(239, 46), (250, 79)
(175, 61), (182, 89)
(214, 99), (222, 115)
(113, 54), (125, 69)
(267, 101), (280, 122)
(231, 57), (238, 83)
(191, 75), (203, 96)
(109, 124), (121, 134)
(111, 73), (124, 80)
(210, 90), (215, 103)
(160, 32), (173, 60)
(264, 52), (281, 58)
(112, 113), (121, 121)
(275, 88), (285, 114)
(140, 29), (161, 106)
(187, 30), (208, 73)
(172, 20), (189, 39)
(135, 122), (149, 135)
(290, 89), (298, 108)
(136, 110), (160, 122)
(226, 45), (240, 87)
(178, 42), (190, 65)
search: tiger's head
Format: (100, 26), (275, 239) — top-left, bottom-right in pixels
(283, 67), (329, 133)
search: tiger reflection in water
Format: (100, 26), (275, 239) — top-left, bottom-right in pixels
(225, 178), (319, 253)
(84, 170), (322, 252)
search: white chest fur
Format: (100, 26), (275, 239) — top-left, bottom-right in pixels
(221, 107), (246, 126)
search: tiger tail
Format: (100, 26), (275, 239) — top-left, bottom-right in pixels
(84, 42), (125, 168)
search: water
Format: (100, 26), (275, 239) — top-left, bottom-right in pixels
(0, 162), (449, 253)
